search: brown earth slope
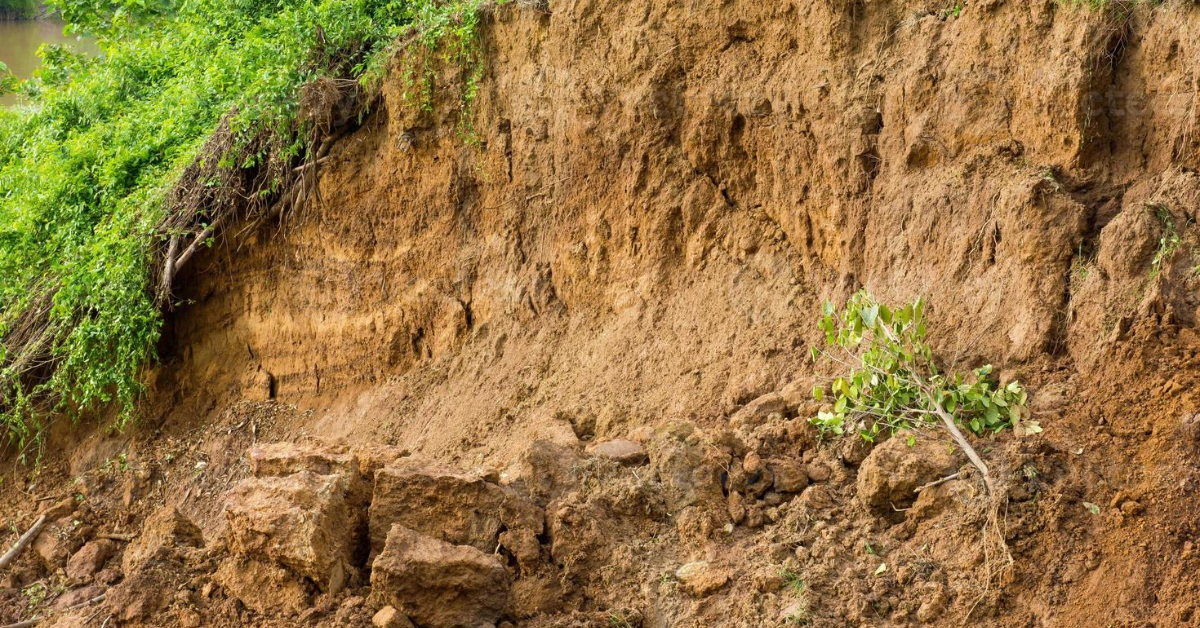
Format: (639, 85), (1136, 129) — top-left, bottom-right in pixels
(4, 1), (1200, 627)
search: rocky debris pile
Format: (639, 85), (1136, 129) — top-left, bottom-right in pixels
(1, 391), (987, 628)
(212, 443), (542, 627)
(105, 505), (209, 623)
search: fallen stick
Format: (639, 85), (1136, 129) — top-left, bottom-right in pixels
(915, 472), (961, 494)
(0, 514), (47, 572)
(97, 533), (135, 542)
(0, 593), (106, 628)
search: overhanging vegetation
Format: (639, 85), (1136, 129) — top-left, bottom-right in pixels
(0, 0), (490, 457)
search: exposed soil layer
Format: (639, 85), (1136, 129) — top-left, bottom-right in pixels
(5, 1), (1200, 627)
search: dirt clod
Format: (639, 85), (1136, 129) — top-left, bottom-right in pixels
(370, 525), (509, 628)
(368, 459), (542, 556)
(856, 434), (960, 517)
(372, 605), (415, 628)
(224, 471), (356, 593)
(587, 439), (649, 466)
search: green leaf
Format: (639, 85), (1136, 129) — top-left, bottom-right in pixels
(812, 385), (824, 401)
(860, 304), (878, 329)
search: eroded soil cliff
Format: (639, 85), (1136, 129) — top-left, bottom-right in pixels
(5, 1), (1200, 627)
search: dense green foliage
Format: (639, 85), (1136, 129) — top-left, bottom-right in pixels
(0, 0), (488, 455)
(0, 0), (39, 17)
(809, 291), (1038, 441)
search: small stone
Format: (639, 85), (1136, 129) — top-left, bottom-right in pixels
(1120, 501), (1144, 516)
(179, 610), (203, 628)
(369, 460), (542, 557)
(746, 465), (773, 498)
(752, 568), (784, 592)
(588, 439), (649, 466)
(916, 590), (948, 622)
(214, 555), (313, 616)
(771, 460), (810, 493)
(806, 462), (832, 483)
(727, 492), (746, 524)
(856, 432), (959, 515)
(123, 506), (204, 574)
(744, 506), (765, 529)
(67, 540), (115, 581)
(729, 393), (788, 429)
(674, 561), (731, 597)
(498, 528), (541, 574)
(372, 606), (415, 628)
(742, 452), (764, 474)
(840, 438), (872, 467)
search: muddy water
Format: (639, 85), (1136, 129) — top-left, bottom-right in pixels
(0, 19), (97, 106)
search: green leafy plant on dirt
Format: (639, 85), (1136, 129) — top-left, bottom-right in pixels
(0, 0), (496, 458)
(809, 290), (1038, 491)
(1149, 204), (1183, 280)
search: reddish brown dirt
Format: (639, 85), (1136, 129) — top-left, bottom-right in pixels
(5, 1), (1200, 627)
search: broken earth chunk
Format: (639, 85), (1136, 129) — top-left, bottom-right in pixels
(370, 525), (510, 628)
(372, 605), (416, 628)
(587, 439), (649, 466)
(729, 392), (788, 429)
(66, 539), (115, 581)
(674, 560), (731, 597)
(770, 459), (809, 493)
(122, 505), (205, 573)
(224, 471), (356, 593)
(214, 555), (315, 616)
(248, 442), (354, 478)
(856, 433), (960, 516)
(368, 459), (543, 556)
(499, 439), (582, 503)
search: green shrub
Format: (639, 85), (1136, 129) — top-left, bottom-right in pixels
(0, 0), (492, 456)
(0, 0), (39, 18)
(809, 291), (1038, 442)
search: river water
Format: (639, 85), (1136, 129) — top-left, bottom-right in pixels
(0, 19), (97, 106)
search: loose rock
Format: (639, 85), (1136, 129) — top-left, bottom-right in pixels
(729, 393), (788, 429)
(368, 459), (542, 556)
(372, 605), (416, 628)
(771, 460), (809, 493)
(856, 433), (959, 516)
(370, 525), (509, 628)
(587, 439), (649, 466)
(214, 555), (314, 616)
(66, 540), (115, 581)
(224, 471), (356, 593)
(674, 560), (731, 596)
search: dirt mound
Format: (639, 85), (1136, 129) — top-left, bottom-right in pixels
(6, 0), (1200, 626)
